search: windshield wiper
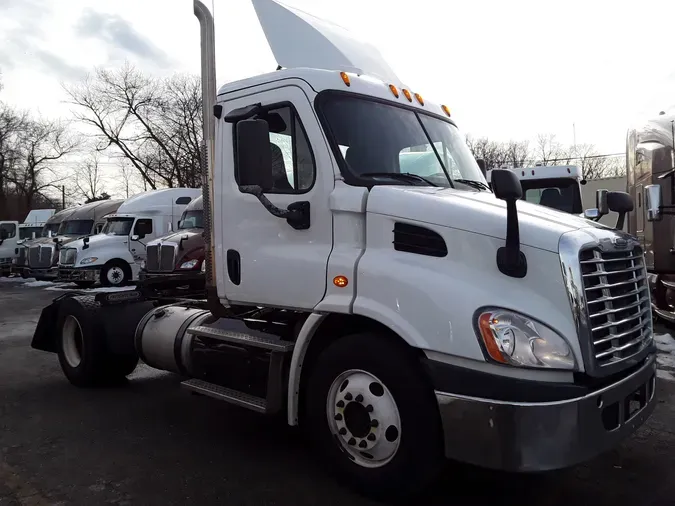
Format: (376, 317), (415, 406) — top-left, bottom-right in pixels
(453, 179), (491, 191)
(361, 172), (439, 187)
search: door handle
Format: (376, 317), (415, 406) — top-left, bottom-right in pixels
(226, 249), (241, 285)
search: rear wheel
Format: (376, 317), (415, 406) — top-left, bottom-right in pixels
(304, 332), (444, 500)
(56, 296), (138, 387)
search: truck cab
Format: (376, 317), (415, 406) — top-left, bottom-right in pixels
(30, 0), (656, 500)
(0, 220), (19, 275)
(22, 200), (122, 281)
(12, 209), (71, 277)
(138, 195), (205, 297)
(58, 189), (201, 287)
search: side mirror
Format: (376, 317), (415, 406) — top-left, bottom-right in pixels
(645, 184), (662, 222)
(131, 235), (140, 241)
(491, 169), (526, 278)
(236, 119), (273, 192)
(606, 191), (634, 231)
(476, 158), (487, 177)
(16, 239), (25, 245)
(596, 189), (609, 216)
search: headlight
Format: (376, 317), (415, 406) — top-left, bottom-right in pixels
(140, 260), (146, 270)
(476, 309), (576, 370)
(180, 259), (199, 270)
(79, 257), (98, 265)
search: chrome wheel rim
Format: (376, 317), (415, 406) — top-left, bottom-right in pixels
(326, 369), (402, 468)
(107, 266), (124, 285)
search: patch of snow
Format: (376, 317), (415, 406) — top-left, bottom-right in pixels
(655, 333), (675, 354)
(657, 369), (675, 381)
(0, 276), (35, 283)
(656, 353), (675, 370)
(23, 280), (54, 287)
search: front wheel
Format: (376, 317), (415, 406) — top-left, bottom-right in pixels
(100, 261), (130, 287)
(304, 333), (444, 500)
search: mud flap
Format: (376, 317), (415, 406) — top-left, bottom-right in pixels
(31, 292), (88, 353)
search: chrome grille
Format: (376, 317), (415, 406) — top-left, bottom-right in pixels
(145, 244), (176, 272)
(16, 247), (26, 267)
(28, 245), (53, 268)
(580, 246), (652, 368)
(59, 248), (77, 266)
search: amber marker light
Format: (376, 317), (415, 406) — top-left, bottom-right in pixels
(414, 93), (424, 105)
(402, 89), (412, 102)
(477, 313), (507, 364)
(333, 275), (349, 288)
(441, 105), (451, 117)
(340, 72), (351, 87)
(389, 84), (399, 98)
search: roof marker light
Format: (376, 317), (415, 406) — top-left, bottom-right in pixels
(441, 105), (451, 117)
(340, 72), (351, 87)
(414, 93), (424, 105)
(402, 89), (412, 102)
(389, 84), (399, 98)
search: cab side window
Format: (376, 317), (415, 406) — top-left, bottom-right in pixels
(0, 223), (16, 239)
(235, 105), (316, 194)
(134, 219), (153, 239)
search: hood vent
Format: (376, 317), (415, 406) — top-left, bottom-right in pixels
(393, 222), (447, 257)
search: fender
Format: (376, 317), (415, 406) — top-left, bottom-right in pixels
(286, 312), (326, 425)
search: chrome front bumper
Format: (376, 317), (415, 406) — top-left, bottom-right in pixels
(58, 267), (99, 283)
(435, 354), (657, 472)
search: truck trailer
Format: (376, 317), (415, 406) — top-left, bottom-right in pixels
(30, 0), (656, 499)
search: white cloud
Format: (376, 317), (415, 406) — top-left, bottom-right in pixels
(1, 0), (674, 162)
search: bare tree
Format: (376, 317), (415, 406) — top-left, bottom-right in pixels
(73, 152), (105, 201)
(64, 62), (203, 190)
(6, 117), (79, 212)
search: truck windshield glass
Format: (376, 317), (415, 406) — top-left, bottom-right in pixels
(179, 211), (203, 230)
(102, 218), (134, 236)
(521, 177), (582, 214)
(41, 224), (60, 237)
(59, 220), (94, 236)
(319, 94), (488, 191)
(20, 226), (42, 240)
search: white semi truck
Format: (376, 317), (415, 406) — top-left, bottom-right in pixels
(0, 209), (56, 276)
(57, 188), (201, 287)
(30, 0), (656, 500)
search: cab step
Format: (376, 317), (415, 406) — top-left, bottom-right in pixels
(187, 325), (294, 352)
(181, 379), (268, 413)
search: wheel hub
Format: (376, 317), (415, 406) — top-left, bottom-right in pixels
(327, 369), (402, 468)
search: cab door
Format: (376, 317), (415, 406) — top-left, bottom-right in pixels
(216, 84), (334, 309)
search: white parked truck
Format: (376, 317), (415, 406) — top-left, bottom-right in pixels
(0, 209), (56, 275)
(57, 188), (202, 287)
(19, 200), (122, 281)
(31, 0), (656, 500)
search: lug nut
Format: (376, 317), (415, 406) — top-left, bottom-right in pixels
(345, 393), (353, 401)
(371, 419), (379, 428)
(359, 440), (367, 448)
(367, 433), (376, 441)
(366, 404), (373, 413)
(336, 400), (345, 408)
(355, 394), (364, 402)
(339, 428), (347, 436)
(334, 414), (343, 421)
(348, 437), (356, 446)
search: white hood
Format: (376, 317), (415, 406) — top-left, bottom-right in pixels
(65, 233), (127, 256)
(367, 186), (613, 253)
(251, 0), (401, 84)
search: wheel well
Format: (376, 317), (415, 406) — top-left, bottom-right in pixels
(103, 259), (131, 273)
(296, 313), (428, 421)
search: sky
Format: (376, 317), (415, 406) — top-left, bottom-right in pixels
(1, 0), (675, 179)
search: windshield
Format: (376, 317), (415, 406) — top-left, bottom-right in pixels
(520, 178), (582, 214)
(20, 226), (42, 240)
(59, 219), (94, 236)
(179, 211), (203, 230)
(102, 217), (134, 236)
(319, 93), (487, 191)
(41, 223), (60, 237)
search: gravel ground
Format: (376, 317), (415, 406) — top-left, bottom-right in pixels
(1, 278), (675, 506)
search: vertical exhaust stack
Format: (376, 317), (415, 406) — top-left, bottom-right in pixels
(194, 0), (217, 294)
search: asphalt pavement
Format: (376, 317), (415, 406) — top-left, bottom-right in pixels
(2, 278), (675, 506)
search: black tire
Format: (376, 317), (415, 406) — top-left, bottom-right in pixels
(304, 332), (444, 500)
(56, 296), (138, 387)
(100, 260), (131, 287)
(74, 281), (94, 289)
